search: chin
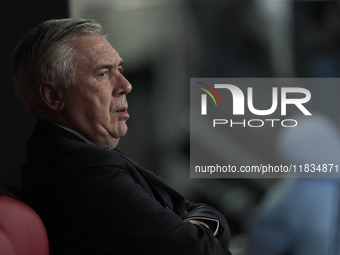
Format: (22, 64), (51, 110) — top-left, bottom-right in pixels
(117, 124), (128, 137)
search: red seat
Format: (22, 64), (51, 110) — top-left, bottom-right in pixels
(0, 195), (49, 255)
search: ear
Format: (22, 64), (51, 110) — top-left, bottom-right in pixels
(39, 83), (64, 111)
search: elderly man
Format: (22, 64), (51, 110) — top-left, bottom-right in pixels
(12, 18), (231, 255)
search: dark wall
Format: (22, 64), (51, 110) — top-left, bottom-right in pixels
(0, 0), (69, 190)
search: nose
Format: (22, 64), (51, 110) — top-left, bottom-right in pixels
(114, 73), (132, 96)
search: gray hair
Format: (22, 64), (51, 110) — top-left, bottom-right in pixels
(12, 18), (104, 117)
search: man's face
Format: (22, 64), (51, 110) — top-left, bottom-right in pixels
(60, 35), (132, 149)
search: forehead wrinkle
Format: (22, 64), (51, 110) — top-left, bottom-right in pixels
(75, 39), (119, 73)
(90, 46), (116, 66)
(91, 45), (122, 71)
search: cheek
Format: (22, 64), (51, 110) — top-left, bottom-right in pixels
(92, 84), (113, 106)
(84, 87), (111, 109)
(68, 80), (114, 116)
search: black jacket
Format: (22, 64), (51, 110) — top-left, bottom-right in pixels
(21, 119), (231, 255)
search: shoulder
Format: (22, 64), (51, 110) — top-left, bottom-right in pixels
(28, 135), (128, 169)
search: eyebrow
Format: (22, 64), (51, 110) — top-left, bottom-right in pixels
(98, 64), (114, 70)
(98, 59), (124, 70)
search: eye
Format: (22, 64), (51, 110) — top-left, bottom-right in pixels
(118, 67), (124, 73)
(98, 71), (107, 78)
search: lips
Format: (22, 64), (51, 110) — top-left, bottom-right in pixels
(115, 106), (129, 119)
(116, 106), (128, 112)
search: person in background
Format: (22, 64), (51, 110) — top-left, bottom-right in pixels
(247, 113), (340, 255)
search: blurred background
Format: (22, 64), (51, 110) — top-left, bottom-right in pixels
(2, 0), (340, 254)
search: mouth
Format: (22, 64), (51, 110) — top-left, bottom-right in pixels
(115, 106), (129, 118)
(116, 106), (128, 113)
